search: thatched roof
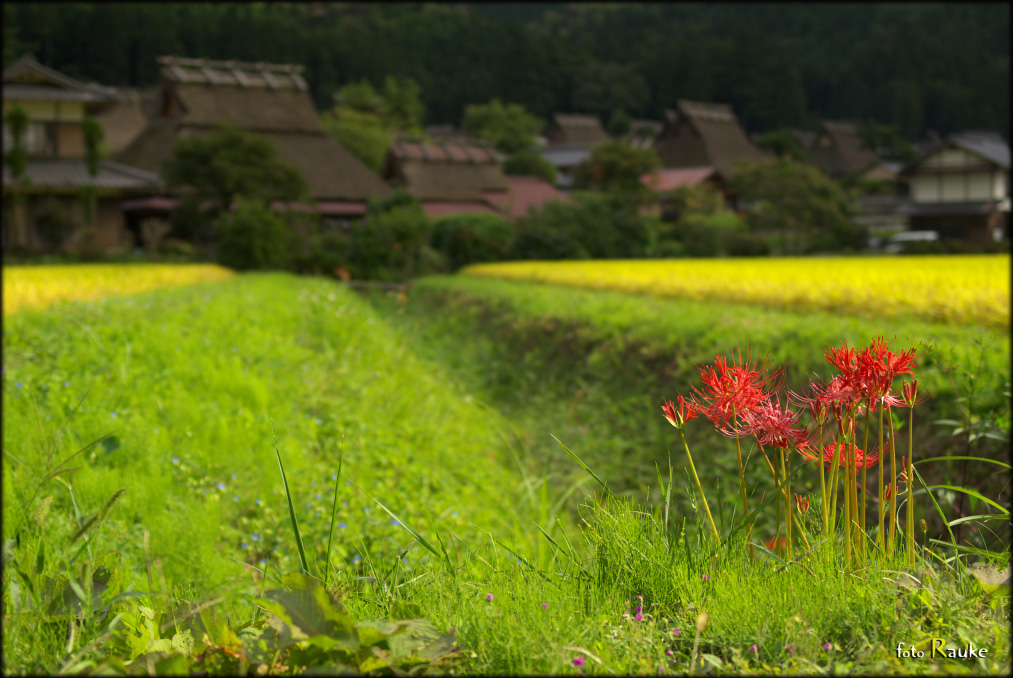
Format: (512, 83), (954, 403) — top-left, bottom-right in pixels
(546, 113), (610, 146)
(654, 100), (764, 179)
(384, 141), (508, 202)
(117, 56), (388, 202)
(92, 87), (151, 154)
(482, 176), (570, 220)
(809, 120), (880, 177)
(2, 159), (160, 192)
(640, 166), (720, 192)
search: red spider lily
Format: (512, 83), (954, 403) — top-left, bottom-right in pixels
(826, 339), (918, 406)
(689, 350), (777, 431)
(883, 483), (895, 502)
(662, 395), (700, 429)
(803, 442), (881, 472)
(795, 493), (811, 513)
(764, 536), (787, 551)
(730, 398), (813, 450)
(901, 379), (928, 407)
(789, 378), (833, 424)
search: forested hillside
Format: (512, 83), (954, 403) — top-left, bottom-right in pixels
(4, 2), (1008, 139)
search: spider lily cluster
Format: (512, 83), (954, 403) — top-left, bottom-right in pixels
(663, 339), (924, 569)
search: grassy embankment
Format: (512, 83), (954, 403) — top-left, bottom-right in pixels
(3, 267), (1010, 674)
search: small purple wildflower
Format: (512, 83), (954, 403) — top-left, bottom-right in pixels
(449, 627), (456, 634)
(786, 643), (796, 654)
(672, 627), (680, 636)
(702, 574), (709, 581)
(542, 603), (548, 610)
(823, 642), (832, 651)
(635, 613), (644, 621)
(485, 593), (494, 602)
(749, 645), (758, 654)
(666, 649), (673, 657)
(658, 668), (665, 675)
(572, 657), (585, 667)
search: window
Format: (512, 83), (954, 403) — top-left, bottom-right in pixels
(2, 120), (56, 156)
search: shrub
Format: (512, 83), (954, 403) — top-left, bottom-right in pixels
(213, 198), (296, 271)
(297, 228), (353, 276)
(675, 211), (749, 258)
(32, 197), (79, 252)
(503, 150), (557, 185)
(430, 213), (514, 270)
(159, 238), (196, 260)
(352, 197), (431, 281)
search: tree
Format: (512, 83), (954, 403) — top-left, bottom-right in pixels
(461, 98), (544, 154)
(754, 128), (809, 162)
(606, 108), (632, 137)
(731, 158), (861, 255)
(320, 108), (391, 173)
(502, 150), (557, 185)
(572, 140), (661, 206)
(163, 124), (309, 215)
(571, 61), (649, 119)
(380, 75), (425, 133)
(80, 114), (104, 234)
(856, 120), (916, 162)
(3, 104), (30, 249)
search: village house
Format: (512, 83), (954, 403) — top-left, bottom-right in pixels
(382, 139), (568, 220)
(537, 113), (610, 191)
(116, 55), (390, 234)
(899, 131), (1010, 244)
(2, 53), (161, 252)
(649, 99), (765, 211)
(807, 119), (882, 181)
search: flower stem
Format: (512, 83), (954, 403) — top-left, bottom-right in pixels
(887, 406), (898, 557)
(877, 403), (885, 554)
(861, 406), (870, 562)
(906, 407), (915, 566)
(678, 427), (721, 542)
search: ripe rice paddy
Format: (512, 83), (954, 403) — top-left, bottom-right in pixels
(2, 263), (233, 315)
(461, 255), (1010, 330)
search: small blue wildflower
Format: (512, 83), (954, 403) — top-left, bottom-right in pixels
(232, 473), (237, 479)
(315, 493), (322, 501)
(16, 382), (22, 388)
(315, 418), (322, 425)
(342, 501), (348, 506)
(241, 542), (249, 549)
(111, 412), (117, 418)
(311, 482), (317, 488)
(42, 384), (48, 390)
(452, 512), (459, 518)
(64, 381), (70, 386)
(364, 508), (370, 514)
(338, 522), (347, 529)
(217, 483), (226, 491)
(256, 499), (263, 506)
(391, 519), (399, 526)
(273, 548), (280, 554)
(259, 559), (266, 566)
(172, 457), (180, 464)
(352, 555), (361, 564)
(202, 490), (207, 496)
(331, 473), (337, 480)
(233, 495), (240, 502)
(251, 534), (261, 541)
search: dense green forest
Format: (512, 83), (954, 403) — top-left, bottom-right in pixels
(4, 2), (1008, 139)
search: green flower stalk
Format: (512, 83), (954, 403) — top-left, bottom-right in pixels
(663, 398), (720, 541)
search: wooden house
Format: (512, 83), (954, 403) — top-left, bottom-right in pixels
(117, 56), (389, 226)
(899, 131), (1009, 244)
(2, 53), (161, 252)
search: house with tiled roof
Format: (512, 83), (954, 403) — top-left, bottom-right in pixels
(808, 120), (881, 178)
(117, 56), (389, 223)
(2, 53), (161, 252)
(899, 131), (1010, 244)
(383, 140), (567, 220)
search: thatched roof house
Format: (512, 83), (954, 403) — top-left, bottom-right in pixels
(545, 113), (610, 147)
(808, 120), (881, 178)
(653, 100), (765, 180)
(89, 85), (151, 154)
(118, 56), (388, 215)
(383, 141), (567, 220)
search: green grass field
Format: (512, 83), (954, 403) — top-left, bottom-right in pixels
(3, 270), (1010, 675)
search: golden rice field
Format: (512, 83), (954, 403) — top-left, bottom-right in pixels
(462, 255), (1011, 330)
(2, 263), (234, 315)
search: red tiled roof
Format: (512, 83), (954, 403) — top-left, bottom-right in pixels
(483, 176), (570, 220)
(422, 202), (500, 218)
(640, 166), (718, 192)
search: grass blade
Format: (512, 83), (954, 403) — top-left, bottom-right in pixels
(916, 455), (1011, 470)
(926, 484), (1009, 515)
(272, 426), (309, 576)
(947, 513), (1010, 528)
(723, 462), (803, 545)
(356, 485), (443, 561)
(552, 435), (613, 498)
(324, 454), (343, 587)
